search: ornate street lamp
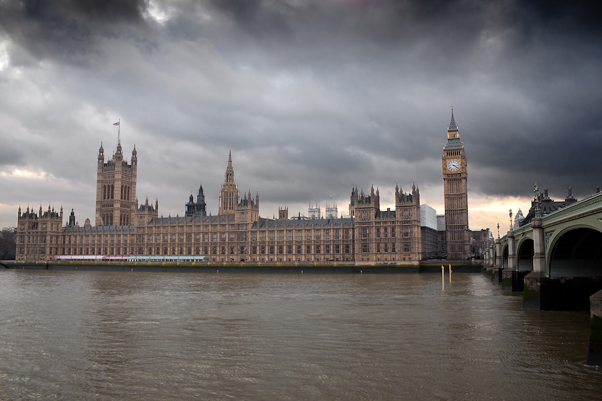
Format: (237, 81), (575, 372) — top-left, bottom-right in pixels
(534, 182), (541, 218)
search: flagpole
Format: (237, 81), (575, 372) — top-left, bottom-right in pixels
(118, 118), (121, 143)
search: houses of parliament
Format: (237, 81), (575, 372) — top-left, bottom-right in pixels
(15, 112), (471, 264)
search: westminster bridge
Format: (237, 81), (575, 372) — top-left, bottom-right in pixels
(482, 191), (602, 365)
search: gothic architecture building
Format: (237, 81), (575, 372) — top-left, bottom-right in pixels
(185, 185), (207, 217)
(15, 112), (469, 264)
(15, 147), (423, 264)
(442, 110), (470, 259)
(95, 140), (137, 226)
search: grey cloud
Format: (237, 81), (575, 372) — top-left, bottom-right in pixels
(0, 0), (148, 66)
(1, 0), (602, 228)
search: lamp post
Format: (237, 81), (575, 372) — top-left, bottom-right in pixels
(534, 182), (541, 218)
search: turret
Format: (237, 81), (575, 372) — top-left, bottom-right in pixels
(68, 209), (76, 227)
(197, 184), (205, 204)
(218, 150), (239, 215)
(278, 207), (288, 220)
(98, 142), (104, 169)
(114, 139), (123, 162)
(131, 145), (137, 168)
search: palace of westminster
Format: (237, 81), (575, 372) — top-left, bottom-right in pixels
(15, 112), (473, 264)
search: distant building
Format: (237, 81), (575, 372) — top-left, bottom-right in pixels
(514, 209), (524, 229)
(437, 215), (447, 258)
(520, 187), (578, 227)
(325, 202), (338, 219)
(420, 205), (438, 259)
(290, 212), (306, 220)
(470, 229), (490, 259)
(308, 204), (321, 219)
(278, 207), (288, 220)
(420, 205), (437, 230)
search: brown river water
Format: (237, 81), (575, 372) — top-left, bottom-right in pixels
(0, 270), (600, 400)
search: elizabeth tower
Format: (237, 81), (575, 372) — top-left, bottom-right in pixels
(442, 110), (470, 259)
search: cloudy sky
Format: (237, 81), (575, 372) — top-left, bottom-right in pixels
(1, 0), (601, 234)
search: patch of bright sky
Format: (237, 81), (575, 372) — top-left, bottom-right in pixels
(0, 39), (10, 72)
(266, 70), (313, 90)
(145, 0), (171, 24)
(469, 194), (532, 233)
(0, 169), (56, 181)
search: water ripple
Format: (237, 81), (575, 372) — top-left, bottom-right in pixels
(0, 271), (599, 400)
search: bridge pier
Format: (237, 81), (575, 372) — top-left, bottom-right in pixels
(523, 218), (547, 309)
(587, 290), (602, 366)
(482, 243), (495, 279)
(494, 239), (503, 283)
(524, 276), (602, 311)
(485, 241), (502, 282)
(502, 231), (522, 291)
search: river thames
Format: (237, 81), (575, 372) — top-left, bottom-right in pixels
(0, 270), (600, 400)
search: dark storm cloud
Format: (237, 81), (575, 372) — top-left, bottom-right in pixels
(1, 0), (602, 228)
(0, 0), (148, 65)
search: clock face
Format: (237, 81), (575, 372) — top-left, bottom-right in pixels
(447, 159), (460, 172)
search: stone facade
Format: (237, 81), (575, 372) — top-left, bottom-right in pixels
(95, 141), (137, 226)
(16, 144), (424, 264)
(442, 110), (470, 259)
(350, 184), (422, 264)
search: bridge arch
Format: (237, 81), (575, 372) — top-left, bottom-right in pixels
(516, 238), (534, 272)
(548, 225), (602, 277)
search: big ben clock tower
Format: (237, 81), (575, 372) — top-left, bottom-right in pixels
(442, 109), (470, 259)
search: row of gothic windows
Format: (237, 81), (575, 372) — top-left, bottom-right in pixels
(102, 184), (132, 201)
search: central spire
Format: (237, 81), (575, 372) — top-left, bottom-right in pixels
(225, 150), (234, 183)
(219, 150), (238, 215)
(448, 108), (458, 132)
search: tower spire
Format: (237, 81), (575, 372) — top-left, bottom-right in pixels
(219, 150), (238, 215)
(448, 107), (458, 132)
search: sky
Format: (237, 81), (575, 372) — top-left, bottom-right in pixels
(1, 0), (601, 235)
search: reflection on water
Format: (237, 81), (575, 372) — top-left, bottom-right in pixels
(0, 271), (599, 400)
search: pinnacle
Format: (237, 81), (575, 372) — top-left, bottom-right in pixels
(448, 109), (458, 131)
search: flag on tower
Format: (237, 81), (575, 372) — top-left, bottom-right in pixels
(113, 121), (120, 126)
